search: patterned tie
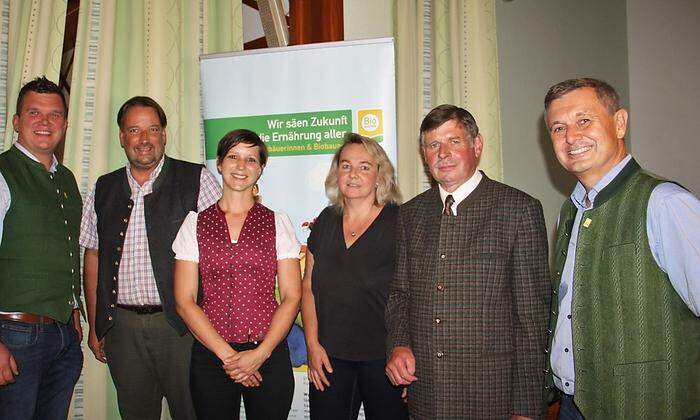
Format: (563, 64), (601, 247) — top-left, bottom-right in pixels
(443, 194), (455, 216)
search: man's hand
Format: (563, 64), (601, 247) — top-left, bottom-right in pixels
(87, 330), (106, 363)
(72, 309), (83, 343)
(0, 343), (19, 385)
(307, 342), (333, 391)
(385, 346), (418, 386)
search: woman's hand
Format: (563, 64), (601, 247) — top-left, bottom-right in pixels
(223, 348), (268, 385)
(307, 342), (333, 391)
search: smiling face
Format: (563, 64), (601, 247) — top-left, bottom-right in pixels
(421, 119), (483, 192)
(12, 91), (67, 160)
(217, 142), (263, 193)
(546, 87), (628, 190)
(119, 106), (167, 173)
(337, 143), (379, 203)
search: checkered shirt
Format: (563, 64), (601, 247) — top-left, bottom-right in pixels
(80, 158), (220, 305)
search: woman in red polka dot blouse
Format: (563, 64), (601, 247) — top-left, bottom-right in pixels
(172, 129), (302, 420)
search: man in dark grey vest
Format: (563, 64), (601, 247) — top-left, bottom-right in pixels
(385, 104), (551, 419)
(80, 96), (219, 420)
(544, 78), (700, 419)
(0, 77), (83, 419)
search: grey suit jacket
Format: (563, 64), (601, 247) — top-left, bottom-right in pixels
(386, 174), (551, 420)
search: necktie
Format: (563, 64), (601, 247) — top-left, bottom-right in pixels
(443, 195), (455, 216)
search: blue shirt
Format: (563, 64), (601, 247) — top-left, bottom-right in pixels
(551, 155), (700, 395)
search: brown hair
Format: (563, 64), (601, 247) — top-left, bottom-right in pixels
(420, 104), (479, 145)
(216, 129), (268, 167)
(544, 78), (621, 114)
(117, 96), (168, 129)
(16, 76), (67, 116)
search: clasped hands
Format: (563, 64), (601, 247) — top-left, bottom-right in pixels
(221, 348), (267, 387)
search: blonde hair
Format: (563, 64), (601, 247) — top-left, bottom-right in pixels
(324, 132), (401, 211)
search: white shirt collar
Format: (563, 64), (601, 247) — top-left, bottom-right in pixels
(438, 170), (483, 216)
(13, 141), (59, 173)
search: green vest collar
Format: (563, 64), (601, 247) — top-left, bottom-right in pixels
(9, 144), (51, 172)
(589, 158), (641, 209)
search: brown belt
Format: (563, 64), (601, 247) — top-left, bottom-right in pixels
(0, 312), (56, 324)
(116, 304), (163, 315)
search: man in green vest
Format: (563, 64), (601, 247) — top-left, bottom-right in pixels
(544, 77), (700, 419)
(0, 77), (83, 419)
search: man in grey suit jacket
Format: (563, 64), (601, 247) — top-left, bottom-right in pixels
(385, 104), (551, 419)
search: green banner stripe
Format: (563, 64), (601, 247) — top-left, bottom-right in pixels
(204, 110), (353, 158)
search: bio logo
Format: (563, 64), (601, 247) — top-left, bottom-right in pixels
(358, 109), (383, 139)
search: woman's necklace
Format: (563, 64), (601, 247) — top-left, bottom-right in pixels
(345, 207), (379, 239)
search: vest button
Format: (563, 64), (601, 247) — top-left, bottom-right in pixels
(436, 283), (444, 291)
(435, 318), (441, 324)
(436, 351), (443, 358)
(108, 316), (113, 321)
(440, 253), (446, 259)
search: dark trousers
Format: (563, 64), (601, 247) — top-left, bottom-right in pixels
(190, 340), (294, 420)
(558, 394), (585, 420)
(0, 317), (83, 420)
(103, 308), (195, 420)
(309, 357), (408, 420)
